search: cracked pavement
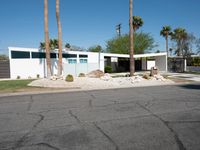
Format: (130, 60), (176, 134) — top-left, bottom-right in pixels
(0, 83), (200, 150)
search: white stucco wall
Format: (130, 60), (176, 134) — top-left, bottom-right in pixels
(8, 47), (104, 79)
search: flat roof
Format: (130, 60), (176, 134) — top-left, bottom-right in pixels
(8, 47), (166, 58)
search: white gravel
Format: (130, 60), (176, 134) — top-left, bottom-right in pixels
(28, 76), (174, 90)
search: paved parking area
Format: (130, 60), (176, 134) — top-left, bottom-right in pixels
(0, 83), (200, 150)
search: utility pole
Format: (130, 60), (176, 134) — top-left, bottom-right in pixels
(116, 24), (121, 37)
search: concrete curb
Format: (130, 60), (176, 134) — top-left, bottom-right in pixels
(0, 82), (183, 98)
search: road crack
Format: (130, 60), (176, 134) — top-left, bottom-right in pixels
(69, 110), (81, 124)
(27, 95), (34, 111)
(13, 113), (44, 150)
(36, 142), (60, 150)
(93, 123), (119, 150)
(136, 102), (186, 150)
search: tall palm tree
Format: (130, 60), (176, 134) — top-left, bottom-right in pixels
(129, 0), (134, 76)
(160, 26), (172, 57)
(129, 15), (143, 76)
(56, 0), (63, 76)
(171, 28), (187, 56)
(44, 0), (51, 78)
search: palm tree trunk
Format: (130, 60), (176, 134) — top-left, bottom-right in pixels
(44, 0), (51, 78)
(166, 35), (169, 57)
(129, 0), (135, 76)
(56, 0), (63, 76)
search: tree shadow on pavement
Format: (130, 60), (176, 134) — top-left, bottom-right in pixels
(178, 83), (200, 90)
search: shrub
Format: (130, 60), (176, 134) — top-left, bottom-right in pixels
(105, 65), (112, 73)
(17, 76), (20, 79)
(143, 74), (151, 80)
(36, 74), (40, 79)
(65, 74), (74, 82)
(79, 73), (85, 77)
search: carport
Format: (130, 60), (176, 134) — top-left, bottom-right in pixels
(103, 52), (167, 73)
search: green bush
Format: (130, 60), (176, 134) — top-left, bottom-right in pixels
(65, 74), (74, 82)
(105, 66), (112, 73)
(78, 73), (85, 77)
(192, 57), (200, 66)
(17, 76), (20, 79)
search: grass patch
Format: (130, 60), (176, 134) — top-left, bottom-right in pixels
(0, 79), (35, 92)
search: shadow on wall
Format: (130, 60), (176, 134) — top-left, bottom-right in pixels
(178, 83), (200, 90)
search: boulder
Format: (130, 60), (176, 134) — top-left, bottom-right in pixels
(87, 70), (104, 78)
(100, 73), (112, 81)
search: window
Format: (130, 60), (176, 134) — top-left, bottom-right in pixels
(80, 59), (87, 64)
(32, 52), (46, 58)
(11, 51), (30, 59)
(50, 53), (57, 58)
(79, 55), (88, 58)
(62, 54), (77, 58)
(68, 59), (77, 64)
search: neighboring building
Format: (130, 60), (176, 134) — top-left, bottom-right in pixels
(7, 47), (167, 79)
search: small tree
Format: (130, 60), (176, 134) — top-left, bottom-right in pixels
(88, 45), (103, 52)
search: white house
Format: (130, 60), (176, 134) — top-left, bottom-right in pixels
(8, 47), (167, 79)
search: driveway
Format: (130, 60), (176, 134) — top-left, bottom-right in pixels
(0, 83), (200, 150)
(163, 72), (200, 82)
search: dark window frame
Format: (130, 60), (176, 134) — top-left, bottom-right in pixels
(11, 51), (30, 59)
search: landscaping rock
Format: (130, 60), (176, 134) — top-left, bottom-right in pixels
(87, 70), (104, 78)
(154, 74), (166, 81)
(100, 73), (112, 81)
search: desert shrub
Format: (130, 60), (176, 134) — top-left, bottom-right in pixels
(192, 57), (200, 66)
(17, 76), (20, 79)
(36, 74), (40, 79)
(79, 73), (85, 77)
(65, 74), (74, 82)
(143, 74), (151, 80)
(105, 66), (112, 73)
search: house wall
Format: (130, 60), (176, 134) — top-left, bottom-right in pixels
(8, 47), (104, 79)
(8, 47), (167, 79)
(155, 55), (167, 71)
(142, 58), (147, 70)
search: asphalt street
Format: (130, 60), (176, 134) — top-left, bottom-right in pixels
(0, 83), (200, 150)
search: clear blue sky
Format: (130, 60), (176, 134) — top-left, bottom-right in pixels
(0, 0), (199, 55)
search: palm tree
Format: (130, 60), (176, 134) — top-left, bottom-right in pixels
(40, 39), (58, 50)
(56, 0), (63, 76)
(49, 39), (58, 50)
(129, 0), (134, 76)
(132, 16), (144, 32)
(129, 15), (144, 76)
(160, 26), (172, 57)
(44, 0), (51, 78)
(171, 28), (187, 56)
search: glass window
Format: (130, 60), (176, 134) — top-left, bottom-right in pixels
(62, 54), (77, 58)
(79, 55), (88, 58)
(80, 59), (87, 63)
(32, 52), (46, 58)
(68, 59), (77, 64)
(50, 53), (57, 58)
(11, 51), (30, 59)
